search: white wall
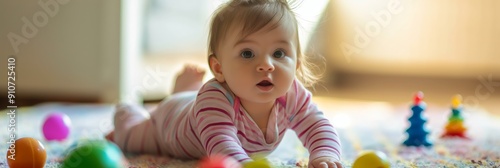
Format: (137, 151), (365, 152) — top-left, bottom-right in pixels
(0, 0), (125, 103)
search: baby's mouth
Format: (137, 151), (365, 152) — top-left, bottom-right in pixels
(257, 80), (274, 91)
(257, 80), (273, 86)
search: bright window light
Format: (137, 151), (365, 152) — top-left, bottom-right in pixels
(143, 0), (330, 56)
(293, 0), (330, 51)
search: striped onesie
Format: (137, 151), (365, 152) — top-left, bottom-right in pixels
(112, 78), (341, 163)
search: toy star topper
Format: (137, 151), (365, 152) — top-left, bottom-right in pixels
(413, 91), (424, 105)
(451, 94), (463, 108)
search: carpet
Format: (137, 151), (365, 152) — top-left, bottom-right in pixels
(1, 97), (499, 168)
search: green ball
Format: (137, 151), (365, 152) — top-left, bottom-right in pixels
(62, 140), (127, 168)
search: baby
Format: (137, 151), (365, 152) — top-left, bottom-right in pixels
(108, 0), (342, 167)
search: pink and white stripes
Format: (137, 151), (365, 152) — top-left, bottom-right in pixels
(112, 78), (341, 163)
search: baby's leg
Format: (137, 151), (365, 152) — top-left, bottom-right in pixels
(108, 64), (205, 154)
(112, 104), (162, 155)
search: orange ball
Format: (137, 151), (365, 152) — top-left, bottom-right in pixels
(6, 137), (47, 168)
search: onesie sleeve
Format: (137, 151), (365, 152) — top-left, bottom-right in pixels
(193, 82), (252, 163)
(287, 80), (342, 162)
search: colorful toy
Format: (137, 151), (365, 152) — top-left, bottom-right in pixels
(42, 112), (71, 141)
(6, 137), (47, 168)
(352, 150), (390, 168)
(62, 140), (127, 168)
(243, 158), (272, 168)
(403, 91), (433, 147)
(442, 94), (469, 139)
(198, 154), (241, 168)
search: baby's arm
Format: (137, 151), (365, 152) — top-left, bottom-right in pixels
(288, 80), (341, 163)
(193, 89), (251, 163)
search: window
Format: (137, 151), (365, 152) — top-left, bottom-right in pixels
(142, 0), (330, 57)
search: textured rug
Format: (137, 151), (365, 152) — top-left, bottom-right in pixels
(1, 97), (499, 168)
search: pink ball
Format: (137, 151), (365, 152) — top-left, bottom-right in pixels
(42, 112), (71, 141)
(198, 155), (241, 168)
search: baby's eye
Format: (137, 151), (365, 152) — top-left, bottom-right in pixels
(273, 50), (285, 58)
(240, 50), (254, 59)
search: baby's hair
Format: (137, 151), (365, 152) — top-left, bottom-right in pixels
(207, 0), (321, 87)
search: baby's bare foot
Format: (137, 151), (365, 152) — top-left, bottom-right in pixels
(172, 64), (206, 94)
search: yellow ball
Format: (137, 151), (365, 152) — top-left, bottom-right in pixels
(352, 151), (390, 168)
(243, 159), (271, 168)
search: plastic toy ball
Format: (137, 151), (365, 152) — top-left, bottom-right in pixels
(198, 154), (241, 168)
(243, 159), (272, 168)
(6, 137), (47, 168)
(62, 140), (127, 168)
(352, 150), (390, 168)
(42, 112), (71, 141)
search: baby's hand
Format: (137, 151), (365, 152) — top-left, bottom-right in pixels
(309, 156), (343, 168)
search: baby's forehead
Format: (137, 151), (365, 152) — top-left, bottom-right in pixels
(225, 20), (296, 43)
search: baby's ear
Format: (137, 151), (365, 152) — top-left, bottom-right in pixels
(209, 56), (225, 83)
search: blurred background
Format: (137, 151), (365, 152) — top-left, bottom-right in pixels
(0, 0), (499, 113)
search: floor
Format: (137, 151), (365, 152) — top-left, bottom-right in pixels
(2, 99), (498, 167)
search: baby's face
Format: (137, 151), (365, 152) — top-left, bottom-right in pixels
(214, 23), (298, 105)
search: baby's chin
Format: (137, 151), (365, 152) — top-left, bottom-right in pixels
(244, 92), (287, 103)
